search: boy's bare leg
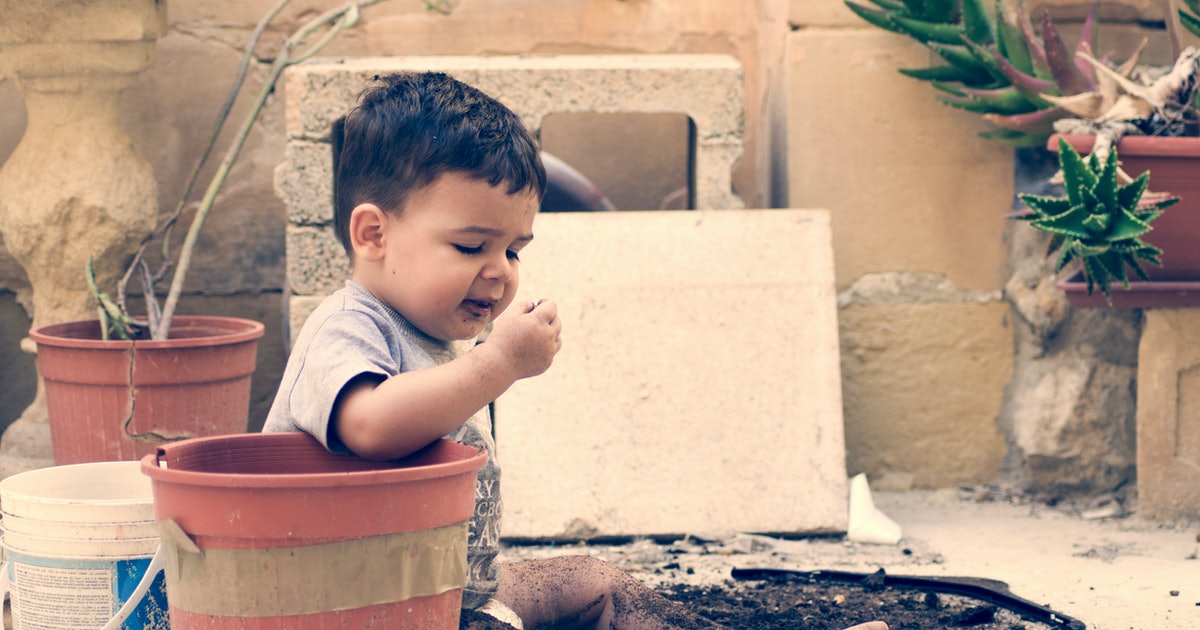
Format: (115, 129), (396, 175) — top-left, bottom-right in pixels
(492, 555), (889, 630)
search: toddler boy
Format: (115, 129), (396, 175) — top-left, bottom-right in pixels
(265, 71), (885, 630)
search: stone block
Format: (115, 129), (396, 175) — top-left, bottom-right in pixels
(285, 225), (348, 297)
(791, 0), (866, 27)
(1137, 310), (1200, 522)
(495, 209), (848, 537)
(785, 29), (1012, 292)
(282, 55), (745, 231)
(838, 294), (1010, 488)
(275, 141), (335, 226)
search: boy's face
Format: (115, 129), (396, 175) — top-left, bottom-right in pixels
(372, 171), (539, 342)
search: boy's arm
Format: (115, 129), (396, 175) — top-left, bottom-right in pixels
(334, 300), (561, 460)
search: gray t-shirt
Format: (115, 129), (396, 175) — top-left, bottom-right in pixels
(263, 280), (502, 609)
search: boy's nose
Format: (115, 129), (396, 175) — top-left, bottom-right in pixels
(481, 257), (514, 282)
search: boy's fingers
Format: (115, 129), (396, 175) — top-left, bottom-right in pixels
(534, 299), (557, 319)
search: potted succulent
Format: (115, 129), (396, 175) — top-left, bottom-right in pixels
(1015, 137), (1180, 300)
(844, 0), (1200, 307)
(26, 0), (437, 464)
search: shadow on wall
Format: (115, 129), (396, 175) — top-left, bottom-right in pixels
(0, 292), (36, 433)
(540, 112), (694, 211)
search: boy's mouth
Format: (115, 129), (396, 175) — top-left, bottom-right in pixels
(461, 299), (496, 320)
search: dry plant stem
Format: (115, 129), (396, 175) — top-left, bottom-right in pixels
(152, 0), (386, 340)
(116, 0), (291, 331)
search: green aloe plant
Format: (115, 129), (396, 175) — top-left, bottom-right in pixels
(843, 0), (1102, 147)
(1016, 138), (1180, 297)
(1181, 0), (1200, 37)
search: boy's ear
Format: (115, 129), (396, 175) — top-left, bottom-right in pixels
(348, 203), (389, 261)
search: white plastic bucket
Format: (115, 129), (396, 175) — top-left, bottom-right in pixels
(0, 461), (169, 629)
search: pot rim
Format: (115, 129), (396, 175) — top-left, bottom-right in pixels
(29, 315), (264, 350)
(1050, 133), (1200, 158)
(141, 433), (488, 489)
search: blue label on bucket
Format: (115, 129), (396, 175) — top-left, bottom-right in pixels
(6, 551), (169, 629)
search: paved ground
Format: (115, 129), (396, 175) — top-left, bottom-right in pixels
(4, 488), (1190, 628)
(501, 489), (1200, 630)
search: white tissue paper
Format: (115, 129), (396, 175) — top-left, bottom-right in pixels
(846, 473), (902, 545)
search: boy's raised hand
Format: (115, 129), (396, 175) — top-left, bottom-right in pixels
(486, 298), (562, 380)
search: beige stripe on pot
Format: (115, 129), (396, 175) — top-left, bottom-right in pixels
(157, 519), (469, 617)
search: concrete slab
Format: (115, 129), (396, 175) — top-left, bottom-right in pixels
(1138, 309), (1200, 522)
(496, 209), (848, 538)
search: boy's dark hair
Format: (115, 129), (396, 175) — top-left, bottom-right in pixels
(332, 72), (547, 255)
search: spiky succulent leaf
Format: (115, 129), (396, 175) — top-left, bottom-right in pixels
(1056, 139), (1096, 208)
(1030, 204), (1098, 239)
(1039, 9), (1094, 95)
(891, 14), (969, 44)
(898, 65), (980, 82)
(845, 2), (904, 33)
(938, 87), (1039, 114)
(1017, 193), (1072, 218)
(1070, 3), (1100, 84)
(843, 0), (1115, 147)
(1095, 147), (1120, 211)
(959, 0), (995, 44)
(865, 0), (909, 11)
(1096, 250), (1129, 287)
(931, 81), (966, 96)
(976, 127), (1051, 147)
(1181, 0), (1200, 38)
(898, 0), (926, 16)
(921, 0), (957, 22)
(994, 0), (1033, 74)
(1103, 208), (1154, 241)
(1117, 171), (1149, 207)
(1015, 140), (1168, 297)
(1080, 208), (1110, 234)
(928, 42), (1002, 84)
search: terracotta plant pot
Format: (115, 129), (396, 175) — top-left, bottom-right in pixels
(29, 316), (264, 465)
(142, 432), (487, 629)
(1051, 134), (1200, 308)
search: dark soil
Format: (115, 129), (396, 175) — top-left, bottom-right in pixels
(459, 571), (1070, 629)
(653, 574), (1064, 629)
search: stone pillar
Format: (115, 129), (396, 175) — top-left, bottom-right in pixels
(0, 0), (165, 475)
(1137, 309), (1200, 521)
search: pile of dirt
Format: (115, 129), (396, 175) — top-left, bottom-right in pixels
(655, 573), (1068, 629)
(459, 571), (1075, 629)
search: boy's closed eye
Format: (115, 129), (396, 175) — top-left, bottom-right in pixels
(453, 243), (522, 261)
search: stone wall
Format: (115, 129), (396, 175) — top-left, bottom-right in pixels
(0, 0), (1185, 495)
(788, 1), (1012, 489)
(0, 0), (786, 436)
(788, 0), (1177, 494)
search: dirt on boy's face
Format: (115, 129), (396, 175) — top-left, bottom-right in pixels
(373, 171), (539, 342)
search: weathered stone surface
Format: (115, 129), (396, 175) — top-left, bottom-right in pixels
(995, 150), (1142, 496)
(998, 297), (1141, 494)
(1137, 310), (1200, 521)
(285, 225), (348, 297)
(837, 292), (1011, 489)
(785, 28), (1013, 292)
(0, 0), (165, 468)
(497, 210), (848, 537)
(0, 0), (165, 43)
(790, 0), (862, 27)
(275, 141), (335, 226)
(284, 55), (746, 216)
